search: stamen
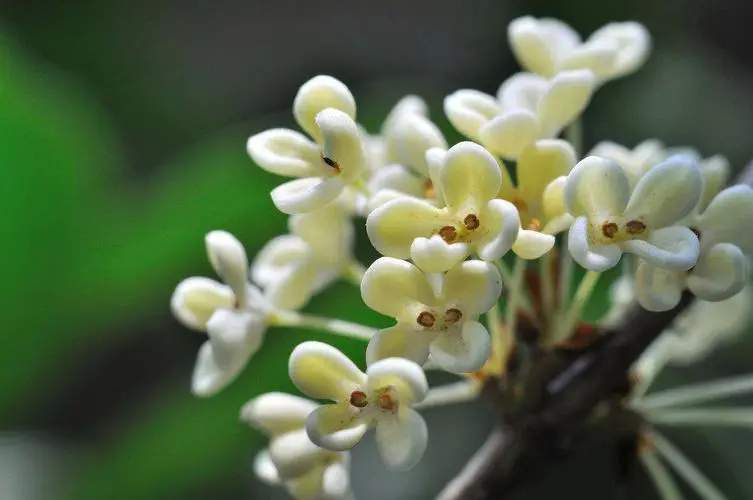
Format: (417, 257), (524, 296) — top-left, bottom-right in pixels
(349, 390), (369, 408)
(321, 155), (341, 174)
(625, 220), (646, 235)
(438, 225), (457, 243)
(378, 393), (397, 411)
(526, 217), (542, 231)
(602, 222), (619, 238)
(511, 197), (528, 212)
(417, 311), (436, 328)
(689, 227), (701, 240)
(424, 179), (435, 199)
(464, 214), (480, 230)
(445, 308), (463, 323)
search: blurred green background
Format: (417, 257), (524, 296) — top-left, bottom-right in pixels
(2, 1), (753, 499)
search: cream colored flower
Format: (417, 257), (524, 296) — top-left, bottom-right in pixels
(242, 393), (352, 500)
(288, 342), (429, 470)
(252, 201), (355, 310)
(444, 71), (594, 159)
(367, 142), (521, 269)
(565, 155), (701, 272)
(247, 75), (367, 214)
(171, 231), (272, 396)
(635, 185), (753, 311)
(361, 257), (500, 373)
(498, 139), (577, 257)
(589, 140), (665, 188)
(508, 16), (650, 81)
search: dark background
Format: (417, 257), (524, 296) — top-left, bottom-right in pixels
(2, 1), (753, 499)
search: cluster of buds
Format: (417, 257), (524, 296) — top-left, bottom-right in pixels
(171, 15), (753, 500)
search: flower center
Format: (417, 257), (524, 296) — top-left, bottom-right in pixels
(601, 221), (619, 238)
(445, 308), (463, 324)
(438, 225), (457, 243)
(321, 155), (341, 174)
(526, 217), (542, 231)
(416, 311), (436, 328)
(377, 393), (397, 411)
(464, 214), (480, 231)
(625, 220), (646, 235)
(424, 179), (435, 199)
(349, 390), (369, 408)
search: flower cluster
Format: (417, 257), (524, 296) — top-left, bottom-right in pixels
(170, 14), (752, 500)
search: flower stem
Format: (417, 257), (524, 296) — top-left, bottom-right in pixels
(342, 259), (366, 286)
(271, 311), (376, 341)
(555, 270), (601, 343)
(640, 449), (685, 500)
(413, 381), (480, 410)
(540, 251), (555, 321)
(565, 118), (583, 157)
(504, 258), (527, 338)
(637, 374), (753, 411)
(646, 408), (753, 428)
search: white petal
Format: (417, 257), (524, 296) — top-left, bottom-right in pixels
(429, 320), (491, 373)
(366, 197), (449, 258)
(360, 257), (436, 318)
(440, 142), (502, 209)
(289, 342), (366, 400)
(321, 461), (351, 498)
(697, 155), (730, 213)
(698, 185), (753, 253)
(443, 89), (501, 140)
(253, 450), (281, 485)
(410, 235), (469, 273)
(568, 216), (623, 271)
(285, 466), (327, 500)
(289, 205), (354, 264)
(381, 95), (428, 140)
(587, 22), (651, 78)
(512, 229), (556, 259)
(294, 75), (356, 143)
(366, 357), (429, 403)
(365, 325), (433, 367)
(508, 17), (580, 77)
(564, 156), (630, 217)
(478, 110), (539, 159)
(375, 409), (428, 470)
(623, 155), (702, 228)
(246, 129), (321, 177)
(240, 392), (317, 435)
(497, 72), (548, 112)
(559, 43), (617, 80)
(589, 139), (665, 188)
(634, 260), (685, 312)
(542, 175), (568, 221)
(536, 70), (595, 134)
(269, 428), (336, 480)
(271, 177), (345, 215)
(206, 230), (249, 304)
(316, 108), (367, 182)
(171, 277), (232, 331)
(443, 260), (502, 316)
(391, 113), (447, 176)
(305, 404), (369, 451)
(251, 235), (309, 288)
(265, 259), (335, 310)
(687, 243), (747, 301)
(368, 164), (425, 198)
(517, 139), (576, 209)
(366, 188), (410, 214)
(621, 226), (700, 270)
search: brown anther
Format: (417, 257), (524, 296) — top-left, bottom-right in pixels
(378, 394), (397, 411)
(601, 222), (619, 238)
(321, 155), (341, 174)
(463, 213), (480, 230)
(438, 225), (457, 243)
(511, 197), (528, 212)
(445, 308), (463, 324)
(416, 311), (436, 328)
(526, 217), (542, 232)
(637, 433), (653, 454)
(690, 227), (701, 240)
(349, 390), (369, 408)
(424, 179), (435, 199)
(625, 220), (646, 235)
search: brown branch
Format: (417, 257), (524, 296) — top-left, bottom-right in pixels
(436, 161), (753, 500)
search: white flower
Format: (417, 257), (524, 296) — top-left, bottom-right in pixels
(444, 70), (594, 159)
(361, 257), (501, 373)
(252, 201), (355, 310)
(242, 393), (352, 500)
(588, 140), (665, 189)
(288, 342), (429, 470)
(367, 142), (522, 269)
(564, 155), (702, 272)
(247, 75), (367, 214)
(171, 231), (271, 397)
(635, 185), (753, 311)
(508, 16), (650, 82)
(498, 139), (577, 256)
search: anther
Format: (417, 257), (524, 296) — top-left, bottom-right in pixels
(526, 218), (542, 231)
(602, 222), (619, 238)
(625, 220), (646, 235)
(417, 311), (436, 328)
(690, 227), (701, 240)
(438, 225), (457, 243)
(378, 394), (397, 411)
(349, 390), (369, 408)
(424, 179), (435, 199)
(445, 308), (463, 324)
(321, 155), (341, 174)
(464, 214), (480, 230)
